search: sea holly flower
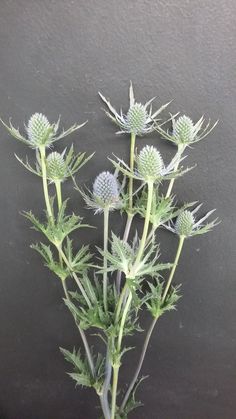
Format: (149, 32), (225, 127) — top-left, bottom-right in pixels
(14, 144), (93, 182)
(156, 114), (217, 149)
(99, 82), (170, 136)
(1, 112), (87, 149)
(164, 204), (219, 238)
(79, 171), (123, 214)
(110, 145), (189, 185)
(2, 85), (219, 419)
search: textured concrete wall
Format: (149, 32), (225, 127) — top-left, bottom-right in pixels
(0, 1), (235, 418)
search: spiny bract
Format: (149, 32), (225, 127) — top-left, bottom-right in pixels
(126, 103), (149, 135)
(137, 145), (164, 180)
(111, 238), (133, 261)
(27, 113), (54, 147)
(46, 152), (66, 181)
(173, 115), (194, 144)
(175, 210), (195, 237)
(93, 171), (119, 205)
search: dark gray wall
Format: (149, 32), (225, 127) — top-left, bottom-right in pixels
(0, 1), (235, 418)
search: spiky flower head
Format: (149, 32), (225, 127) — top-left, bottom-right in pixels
(46, 151), (66, 182)
(99, 82), (170, 136)
(27, 113), (56, 148)
(137, 146), (164, 181)
(175, 210), (195, 237)
(163, 204), (219, 238)
(156, 114), (218, 148)
(172, 116), (195, 144)
(93, 171), (119, 205)
(111, 237), (133, 261)
(79, 171), (122, 214)
(126, 103), (149, 135)
(1, 114), (87, 149)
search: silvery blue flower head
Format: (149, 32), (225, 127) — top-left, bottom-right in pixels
(110, 144), (189, 184)
(156, 114), (218, 149)
(80, 171), (122, 214)
(99, 82), (170, 136)
(164, 204), (219, 238)
(1, 113), (87, 149)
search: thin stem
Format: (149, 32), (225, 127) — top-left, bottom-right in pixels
(133, 181), (154, 270)
(111, 365), (119, 419)
(116, 213), (134, 293)
(111, 291), (132, 419)
(128, 133), (136, 212)
(101, 345), (112, 419)
(116, 132), (136, 294)
(121, 235), (185, 412)
(115, 283), (128, 324)
(61, 280), (95, 378)
(57, 245), (92, 308)
(39, 146), (53, 219)
(62, 279), (69, 299)
(121, 316), (158, 410)
(162, 235), (185, 302)
(165, 146), (185, 198)
(55, 179), (63, 265)
(103, 207), (109, 313)
(55, 180), (62, 210)
(39, 146), (96, 406)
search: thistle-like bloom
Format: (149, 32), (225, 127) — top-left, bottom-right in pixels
(110, 145), (188, 184)
(80, 171), (122, 214)
(99, 82), (170, 136)
(164, 205), (219, 238)
(156, 114), (218, 148)
(136, 145), (164, 180)
(15, 144), (93, 182)
(46, 151), (67, 182)
(1, 112), (87, 149)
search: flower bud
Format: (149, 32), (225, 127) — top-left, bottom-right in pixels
(27, 113), (53, 147)
(175, 210), (195, 237)
(93, 171), (119, 205)
(173, 115), (194, 144)
(111, 239), (133, 260)
(126, 103), (148, 135)
(137, 145), (164, 180)
(46, 152), (66, 181)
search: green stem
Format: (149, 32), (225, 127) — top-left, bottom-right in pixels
(128, 133), (136, 212)
(55, 179), (62, 210)
(111, 180), (154, 418)
(162, 235), (185, 302)
(39, 146), (53, 219)
(55, 179), (63, 265)
(103, 207), (109, 313)
(133, 181), (153, 270)
(39, 147), (96, 404)
(111, 365), (119, 419)
(116, 213), (134, 293)
(61, 280), (95, 378)
(101, 345), (112, 419)
(165, 146), (185, 198)
(121, 315), (158, 411)
(57, 245), (92, 308)
(121, 235), (185, 412)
